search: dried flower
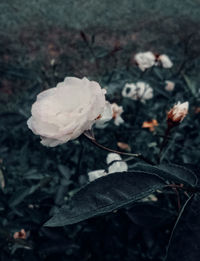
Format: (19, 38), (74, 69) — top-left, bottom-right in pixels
(117, 142), (131, 152)
(165, 80), (175, 91)
(122, 82), (153, 102)
(27, 77), (109, 147)
(142, 119), (158, 132)
(167, 101), (189, 126)
(158, 54), (173, 68)
(13, 229), (27, 240)
(134, 51), (156, 71)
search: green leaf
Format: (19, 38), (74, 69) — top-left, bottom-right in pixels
(159, 163), (197, 185)
(183, 74), (197, 97)
(44, 171), (166, 227)
(165, 194), (200, 261)
(132, 163), (197, 187)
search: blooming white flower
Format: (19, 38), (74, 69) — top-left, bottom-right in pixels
(134, 51), (156, 71)
(158, 54), (173, 68)
(108, 160), (128, 174)
(122, 83), (137, 98)
(88, 169), (107, 182)
(106, 153), (128, 174)
(165, 80), (175, 91)
(167, 101), (189, 125)
(27, 77), (108, 147)
(88, 153), (128, 181)
(111, 103), (124, 126)
(106, 153), (122, 164)
(122, 82), (153, 102)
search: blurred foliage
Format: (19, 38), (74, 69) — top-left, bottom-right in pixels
(0, 1), (200, 260)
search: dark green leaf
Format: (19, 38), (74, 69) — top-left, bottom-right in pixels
(132, 163), (197, 186)
(44, 171), (166, 227)
(159, 163), (197, 186)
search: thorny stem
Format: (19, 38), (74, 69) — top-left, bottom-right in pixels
(84, 133), (155, 165)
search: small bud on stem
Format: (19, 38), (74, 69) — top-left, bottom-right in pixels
(167, 101), (189, 128)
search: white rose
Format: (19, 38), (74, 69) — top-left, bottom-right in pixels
(134, 51), (156, 71)
(158, 54), (173, 68)
(122, 82), (153, 102)
(27, 77), (107, 147)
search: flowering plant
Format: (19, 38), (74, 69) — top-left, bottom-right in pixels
(2, 48), (199, 260)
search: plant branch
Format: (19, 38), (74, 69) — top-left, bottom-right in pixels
(84, 133), (155, 165)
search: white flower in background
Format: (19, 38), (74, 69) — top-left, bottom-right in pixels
(95, 102), (124, 128)
(167, 101), (189, 125)
(106, 153), (128, 174)
(95, 102), (113, 129)
(165, 80), (175, 91)
(88, 169), (107, 182)
(111, 103), (124, 126)
(106, 153), (122, 164)
(158, 54), (173, 68)
(134, 51), (156, 71)
(88, 153), (128, 181)
(122, 83), (137, 98)
(108, 159), (128, 174)
(27, 77), (108, 147)
(122, 82), (153, 103)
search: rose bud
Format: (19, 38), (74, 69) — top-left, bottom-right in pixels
(27, 77), (110, 147)
(167, 101), (189, 127)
